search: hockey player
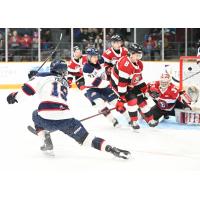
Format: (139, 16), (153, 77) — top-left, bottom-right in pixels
(147, 71), (192, 121)
(111, 43), (158, 129)
(6, 59), (130, 159)
(102, 34), (128, 79)
(83, 47), (130, 127)
(67, 46), (87, 89)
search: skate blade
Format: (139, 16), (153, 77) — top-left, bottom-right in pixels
(42, 150), (55, 157)
(120, 151), (131, 160)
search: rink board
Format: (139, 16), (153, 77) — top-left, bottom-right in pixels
(0, 61), (180, 89)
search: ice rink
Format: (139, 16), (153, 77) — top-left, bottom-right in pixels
(0, 88), (200, 200)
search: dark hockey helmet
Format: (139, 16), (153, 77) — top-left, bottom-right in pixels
(50, 59), (68, 76)
(128, 43), (143, 54)
(86, 47), (99, 56)
(110, 34), (122, 42)
(73, 46), (81, 52)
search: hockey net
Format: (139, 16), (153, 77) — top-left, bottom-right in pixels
(172, 56), (200, 112)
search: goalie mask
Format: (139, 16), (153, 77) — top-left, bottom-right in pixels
(160, 72), (171, 89)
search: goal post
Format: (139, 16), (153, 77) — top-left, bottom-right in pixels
(176, 56), (200, 111)
(179, 56), (200, 91)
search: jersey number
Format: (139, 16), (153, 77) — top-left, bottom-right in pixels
(124, 61), (129, 67)
(51, 82), (68, 101)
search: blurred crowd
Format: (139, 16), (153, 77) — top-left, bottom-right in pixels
(143, 28), (162, 60)
(105, 28), (132, 48)
(0, 29), (5, 61)
(74, 28), (104, 54)
(8, 28), (39, 61)
(0, 28), (199, 62)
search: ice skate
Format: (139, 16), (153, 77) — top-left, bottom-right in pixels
(129, 121), (140, 129)
(105, 145), (131, 159)
(148, 119), (159, 127)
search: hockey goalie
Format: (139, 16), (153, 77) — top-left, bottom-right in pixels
(147, 71), (200, 125)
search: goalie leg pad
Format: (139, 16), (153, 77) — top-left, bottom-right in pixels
(175, 109), (200, 124)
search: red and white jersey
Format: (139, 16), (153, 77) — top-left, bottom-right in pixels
(148, 81), (180, 111)
(68, 55), (87, 77)
(102, 47), (128, 66)
(129, 60), (144, 87)
(111, 56), (139, 97)
(16, 74), (72, 120)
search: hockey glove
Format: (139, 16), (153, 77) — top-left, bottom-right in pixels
(116, 98), (126, 113)
(79, 85), (86, 90)
(28, 70), (37, 79)
(149, 87), (160, 99)
(7, 92), (18, 104)
(67, 78), (73, 88)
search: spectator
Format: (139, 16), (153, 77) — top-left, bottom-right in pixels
(106, 34), (111, 49)
(80, 29), (89, 42)
(20, 34), (32, 61)
(31, 31), (39, 61)
(9, 30), (20, 49)
(74, 28), (82, 42)
(144, 36), (157, 60)
(94, 34), (103, 53)
(9, 30), (21, 60)
(41, 29), (52, 50)
(0, 31), (5, 61)
(21, 34), (32, 48)
(32, 31), (38, 49)
(107, 28), (115, 37)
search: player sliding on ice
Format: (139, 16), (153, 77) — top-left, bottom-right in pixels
(147, 71), (193, 121)
(6, 59), (130, 159)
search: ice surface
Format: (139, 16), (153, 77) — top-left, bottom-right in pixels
(0, 89), (200, 200)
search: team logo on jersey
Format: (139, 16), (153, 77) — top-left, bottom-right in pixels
(158, 99), (168, 109)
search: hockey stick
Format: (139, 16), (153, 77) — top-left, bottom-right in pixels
(80, 107), (116, 122)
(172, 70), (200, 83)
(27, 107), (116, 135)
(75, 76), (84, 83)
(36, 33), (63, 74)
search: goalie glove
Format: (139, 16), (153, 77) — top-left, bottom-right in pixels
(148, 86), (160, 99)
